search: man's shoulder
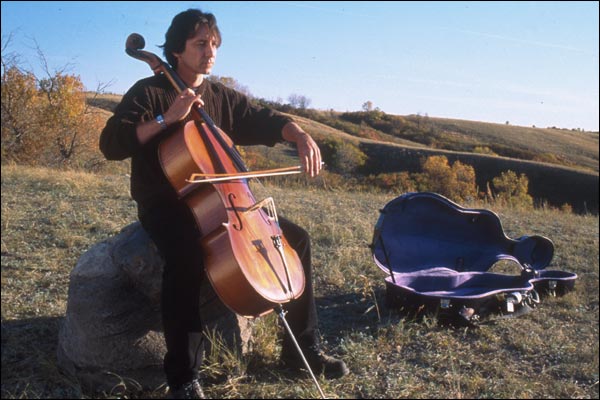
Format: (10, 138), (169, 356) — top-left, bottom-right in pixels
(131, 74), (171, 91)
(117, 75), (173, 111)
(205, 79), (244, 98)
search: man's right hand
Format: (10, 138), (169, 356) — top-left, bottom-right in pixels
(163, 88), (204, 125)
(136, 89), (204, 145)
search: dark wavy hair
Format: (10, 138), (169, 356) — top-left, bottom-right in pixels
(160, 9), (222, 68)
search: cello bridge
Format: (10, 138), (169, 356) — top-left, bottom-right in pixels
(246, 197), (279, 223)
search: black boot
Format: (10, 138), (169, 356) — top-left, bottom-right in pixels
(167, 379), (205, 399)
(281, 344), (349, 379)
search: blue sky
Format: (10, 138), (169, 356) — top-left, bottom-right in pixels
(2, 1), (598, 131)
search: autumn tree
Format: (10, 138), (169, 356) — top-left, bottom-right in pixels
(451, 160), (478, 201)
(1, 65), (40, 163)
(1, 36), (105, 169)
(415, 155), (477, 202)
(491, 170), (533, 208)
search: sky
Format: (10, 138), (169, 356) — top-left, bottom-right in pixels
(2, 1), (599, 131)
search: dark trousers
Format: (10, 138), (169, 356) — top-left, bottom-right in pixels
(139, 199), (318, 389)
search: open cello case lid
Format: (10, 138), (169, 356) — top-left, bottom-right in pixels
(371, 192), (577, 326)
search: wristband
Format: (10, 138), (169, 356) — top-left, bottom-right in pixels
(156, 114), (167, 130)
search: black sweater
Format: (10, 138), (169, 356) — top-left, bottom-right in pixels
(99, 74), (292, 212)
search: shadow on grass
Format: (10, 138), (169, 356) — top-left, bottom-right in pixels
(1, 316), (83, 398)
(0, 289), (398, 399)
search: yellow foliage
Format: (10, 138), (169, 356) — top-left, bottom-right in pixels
(472, 146), (497, 156)
(1, 66), (40, 163)
(2, 67), (105, 169)
(491, 170), (534, 208)
(415, 155), (478, 202)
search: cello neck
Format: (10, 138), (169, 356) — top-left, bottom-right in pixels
(165, 66), (249, 173)
(125, 33), (249, 173)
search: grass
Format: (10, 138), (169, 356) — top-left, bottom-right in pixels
(1, 164), (598, 398)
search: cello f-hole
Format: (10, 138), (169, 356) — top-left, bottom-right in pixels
(228, 193), (243, 230)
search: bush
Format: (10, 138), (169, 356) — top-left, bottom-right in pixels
(318, 138), (367, 176)
(490, 170), (534, 209)
(1, 64), (105, 169)
(366, 171), (416, 193)
(414, 155), (477, 202)
(1, 66), (40, 164)
(472, 146), (497, 155)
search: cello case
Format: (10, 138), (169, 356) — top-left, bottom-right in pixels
(371, 192), (577, 326)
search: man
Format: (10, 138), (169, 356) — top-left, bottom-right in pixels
(100, 8), (348, 399)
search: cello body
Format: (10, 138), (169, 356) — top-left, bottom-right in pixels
(158, 114), (305, 318)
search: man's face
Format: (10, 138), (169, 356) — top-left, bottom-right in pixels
(173, 24), (217, 76)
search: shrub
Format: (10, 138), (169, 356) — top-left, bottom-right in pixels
(414, 155), (477, 202)
(366, 171), (416, 193)
(490, 170), (534, 209)
(472, 146), (497, 155)
(318, 138), (367, 176)
(560, 203), (573, 214)
(451, 160), (478, 201)
(1, 65), (105, 169)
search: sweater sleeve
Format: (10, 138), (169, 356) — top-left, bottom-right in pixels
(216, 85), (293, 147)
(99, 81), (154, 161)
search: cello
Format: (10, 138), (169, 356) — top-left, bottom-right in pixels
(125, 34), (326, 397)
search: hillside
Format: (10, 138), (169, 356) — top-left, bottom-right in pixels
(283, 107), (598, 174)
(405, 115), (599, 173)
(86, 93), (599, 213)
(288, 114), (598, 213)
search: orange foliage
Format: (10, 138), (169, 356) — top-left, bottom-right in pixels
(1, 67), (105, 169)
(415, 155), (478, 202)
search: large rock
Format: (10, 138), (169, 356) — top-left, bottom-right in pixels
(57, 222), (252, 392)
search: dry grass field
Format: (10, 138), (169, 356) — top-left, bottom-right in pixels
(1, 164), (598, 399)
(2, 93), (597, 398)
